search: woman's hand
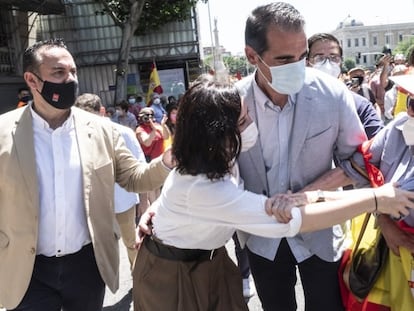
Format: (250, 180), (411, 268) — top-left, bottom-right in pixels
(374, 183), (414, 218)
(135, 209), (155, 250)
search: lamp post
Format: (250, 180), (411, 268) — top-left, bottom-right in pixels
(201, 0), (216, 74)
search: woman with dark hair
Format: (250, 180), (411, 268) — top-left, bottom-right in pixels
(163, 103), (178, 150)
(132, 79), (414, 311)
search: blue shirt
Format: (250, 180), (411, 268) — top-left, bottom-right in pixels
(150, 103), (166, 123)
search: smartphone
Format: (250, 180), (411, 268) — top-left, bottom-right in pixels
(351, 77), (360, 87)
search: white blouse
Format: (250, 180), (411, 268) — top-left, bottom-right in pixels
(152, 169), (302, 250)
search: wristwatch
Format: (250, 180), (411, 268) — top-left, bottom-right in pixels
(316, 189), (325, 202)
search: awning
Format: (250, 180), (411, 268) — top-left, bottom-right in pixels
(0, 0), (65, 14)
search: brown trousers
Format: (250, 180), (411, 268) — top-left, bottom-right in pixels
(133, 240), (248, 311)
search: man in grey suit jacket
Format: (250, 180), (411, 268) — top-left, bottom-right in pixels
(0, 39), (173, 311)
(235, 3), (366, 311)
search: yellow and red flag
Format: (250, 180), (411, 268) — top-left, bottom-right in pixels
(146, 61), (163, 104)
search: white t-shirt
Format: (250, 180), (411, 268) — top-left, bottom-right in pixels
(152, 169), (302, 250)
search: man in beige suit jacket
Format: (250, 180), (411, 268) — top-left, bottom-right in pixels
(0, 39), (172, 310)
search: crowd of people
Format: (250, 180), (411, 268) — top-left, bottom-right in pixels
(2, 2), (414, 311)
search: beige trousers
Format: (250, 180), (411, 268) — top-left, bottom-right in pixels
(115, 205), (138, 270)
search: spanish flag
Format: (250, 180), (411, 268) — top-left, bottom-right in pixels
(146, 61), (163, 104)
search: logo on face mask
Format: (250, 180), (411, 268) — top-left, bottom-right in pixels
(312, 60), (341, 78)
(34, 73), (78, 110)
(257, 57), (306, 95)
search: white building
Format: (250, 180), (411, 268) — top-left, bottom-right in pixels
(332, 15), (414, 69)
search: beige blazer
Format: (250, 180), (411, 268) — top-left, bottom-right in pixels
(0, 106), (169, 309)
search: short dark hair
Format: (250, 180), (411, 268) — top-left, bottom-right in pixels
(307, 33), (343, 57)
(115, 100), (129, 112)
(23, 38), (68, 73)
(173, 77), (242, 180)
(245, 2), (305, 56)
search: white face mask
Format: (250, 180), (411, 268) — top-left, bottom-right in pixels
(240, 122), (259, 152)
(402, 116), (414, 145)
(312, 60), (341, 78)
(258, 57), (306, 95)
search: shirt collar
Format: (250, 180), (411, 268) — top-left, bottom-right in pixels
(30, 104), (74, 131)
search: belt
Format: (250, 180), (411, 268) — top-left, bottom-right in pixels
(144, 235), (219, 262)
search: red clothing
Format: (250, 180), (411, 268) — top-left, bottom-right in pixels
(136, 123), (164, 161)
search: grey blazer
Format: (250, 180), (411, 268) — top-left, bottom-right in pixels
(236, 68), (367, 262)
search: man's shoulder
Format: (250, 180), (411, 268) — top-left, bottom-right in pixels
(0, 106), (26, 123)
(112, 121), (135, 137)
(352, 92), (370, 106)
(72, 107), (117, 132)
(235, 74), (255, 95)
(297, 68), (348, 99)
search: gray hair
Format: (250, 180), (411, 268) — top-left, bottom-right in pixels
(245, 2), (305, 56)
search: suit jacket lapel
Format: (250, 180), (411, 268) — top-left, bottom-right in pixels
(289, 92), (313, 168)
(13, 108), (39, 207)
(72, 110), (94, 213)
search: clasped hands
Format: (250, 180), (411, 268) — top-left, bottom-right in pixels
(265, 191), (311, 223)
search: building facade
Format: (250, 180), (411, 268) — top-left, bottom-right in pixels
(35, 0), (202, 106)
(0, 0), (202, 113)
(332, 15), (414, 69)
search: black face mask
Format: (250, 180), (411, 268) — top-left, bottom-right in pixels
(21, 95), (32, 103)
(35, 74), (78, 110)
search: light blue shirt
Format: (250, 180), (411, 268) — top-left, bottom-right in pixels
(150, 102), (166, 123)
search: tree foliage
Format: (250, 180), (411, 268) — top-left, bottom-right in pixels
(393, 37), (414, 58)
(343, 57), (356, 72)
(94, 0), (200, 104)
(223, 55), (254, 76)
(96, 0), (198, 34)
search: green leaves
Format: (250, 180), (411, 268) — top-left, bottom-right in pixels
(96, 0), (199, 34)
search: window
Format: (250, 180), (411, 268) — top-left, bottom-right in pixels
(354, 38), (359, 47)
(362, 37), (366, 46)
(363, 55), (367, 63)
(373, 36), (377, 45)
(385, 35), (390, 45)
(347, 38), (351, 48)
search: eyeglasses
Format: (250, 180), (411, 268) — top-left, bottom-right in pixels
(309, 55), (342, 64)
(144, 114), (154, 117)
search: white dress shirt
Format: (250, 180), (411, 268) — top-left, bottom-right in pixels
(152, 169), (302, 250)
(31, 107), (90, 257)
(112, 122), (145, 213)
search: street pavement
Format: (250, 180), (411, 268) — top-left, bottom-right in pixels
(103, 239), (305, 311)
